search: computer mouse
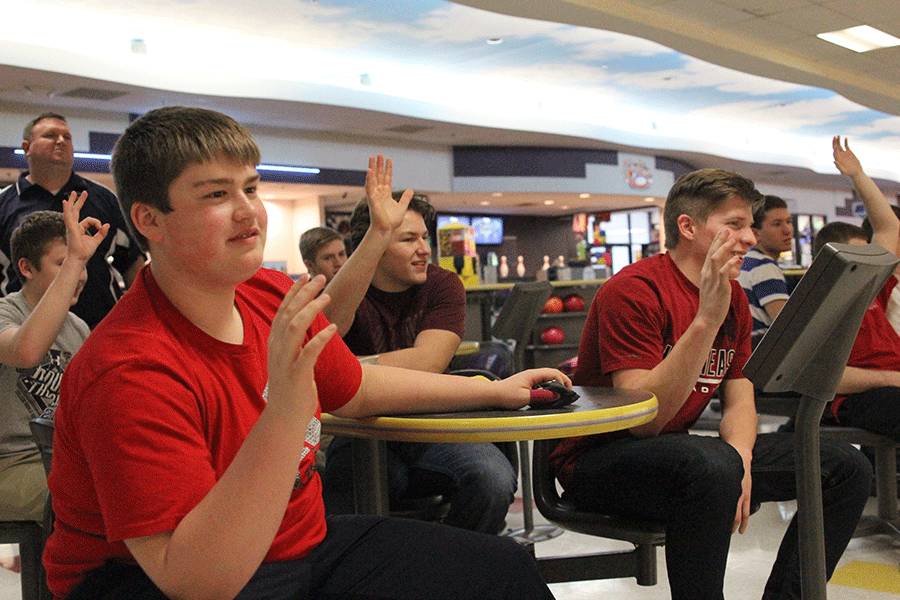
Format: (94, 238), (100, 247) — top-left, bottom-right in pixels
(528, 380), (579, 409)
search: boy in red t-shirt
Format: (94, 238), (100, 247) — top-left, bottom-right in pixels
(813, 137), (900, 436)
(553, 162), (871, 600)
(45, 106), (566, 600)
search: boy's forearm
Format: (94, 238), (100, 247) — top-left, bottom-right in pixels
(622, 315), (721, 437)
(334, 364), (564, 418)
(850, 170), (899, 252)
(368, 329), (460, 373)
(0, 258), (87, 368)
(718, 378), (757, 458)
(321, 228), (391, 336)
(837, 365), (900, 395)
(126, 399), (316, 600)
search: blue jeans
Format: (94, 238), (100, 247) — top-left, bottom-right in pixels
(323, 438), (517, 534)
(564, 432), (872, 600)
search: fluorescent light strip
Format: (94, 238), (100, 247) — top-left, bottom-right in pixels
(257, 164), (320, 174)
(817, 25), (900, 53)
(13, 150), (321, 174)
(14, 149), (111, 160)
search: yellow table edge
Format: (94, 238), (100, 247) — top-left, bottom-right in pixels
(321, 395), (657, 443)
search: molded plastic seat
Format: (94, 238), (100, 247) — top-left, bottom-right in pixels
(531, 437), (665, 585)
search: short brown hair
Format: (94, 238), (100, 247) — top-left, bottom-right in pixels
(349, 191), (436, 251)
(752, 195), (788, 229)
(299, 227), (344, 262)
(23, 112), (67, 141)
(111, 106), (261, 251)
(10, 211), (66, 279)
(812, 221), (865, 257)
(663, 168), (763, 250)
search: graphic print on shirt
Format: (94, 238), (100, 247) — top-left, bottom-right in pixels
(16, 348), (74, 419)
(263, 381), (321, 489)
(662, 344), (736, 396)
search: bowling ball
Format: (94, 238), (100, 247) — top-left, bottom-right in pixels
(540, 326), (565, 345)
(563, 294), (585, 312)
(542, 295), (564, 314)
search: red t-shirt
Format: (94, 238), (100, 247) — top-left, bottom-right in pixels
(831, 275), (900, 417)
(552, 252), (752, 485)
(45, 267), (363, 598)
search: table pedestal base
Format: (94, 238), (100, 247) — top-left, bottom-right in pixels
(507, 440), (565, 543)
(507, 524), (565, 543)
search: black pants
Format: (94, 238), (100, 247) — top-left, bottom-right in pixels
(837, 386), (900, 442)
(65, 515), (554, 600)
(564, 432), (872, 600)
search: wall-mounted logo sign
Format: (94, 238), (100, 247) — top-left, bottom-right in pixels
(624, 161), (653, 189)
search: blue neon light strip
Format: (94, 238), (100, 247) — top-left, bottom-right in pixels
(13, 149), (321, 174)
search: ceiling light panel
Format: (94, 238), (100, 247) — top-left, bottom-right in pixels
(817, 25), (900, 53)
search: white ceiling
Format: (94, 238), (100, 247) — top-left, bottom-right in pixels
(2, 0), (899, 215)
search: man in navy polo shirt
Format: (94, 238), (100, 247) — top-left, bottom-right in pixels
(0, 112), (145, 328)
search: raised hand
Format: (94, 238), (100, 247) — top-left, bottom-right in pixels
(365, 154), (413, 236)
(697, 229), (738, 329)
(62, 191), (109, 263)
(832, 136), (863, 179)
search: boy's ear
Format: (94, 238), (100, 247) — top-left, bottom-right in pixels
(676, 214), (696, 243)
(18, 258), (35, 282)
(131, 203), (164, 245)
(302, 259), (315, 273)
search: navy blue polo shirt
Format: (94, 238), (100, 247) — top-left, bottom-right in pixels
(0, 172), (145, 328)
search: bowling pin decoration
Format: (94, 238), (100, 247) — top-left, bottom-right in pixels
(516, 255), (526, 278)
(499, 255), (509, 278)
(542, 255), (551, 271)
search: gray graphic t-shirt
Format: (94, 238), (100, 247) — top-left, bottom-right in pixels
(0, 291), (89, 455)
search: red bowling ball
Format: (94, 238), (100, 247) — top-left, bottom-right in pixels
(563, 294), (585, 312)
(540, 326), (565, 345)
(543, 295), (564, 314)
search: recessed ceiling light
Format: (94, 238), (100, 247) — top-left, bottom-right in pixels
(579, 193), (591, 199)
(480, 200), (490, 206)
(544, 200), (555, 205)
(491, 192), (503, 197)
(486, 38), (503, 45)
(817, 25), (900, 53)
(130, 38), (147, 55)
(644, 197), (655, 202)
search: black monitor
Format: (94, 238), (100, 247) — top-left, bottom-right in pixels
(743, 242), (899, 401)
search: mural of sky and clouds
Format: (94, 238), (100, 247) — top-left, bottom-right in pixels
(4, 0), (898, 177)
